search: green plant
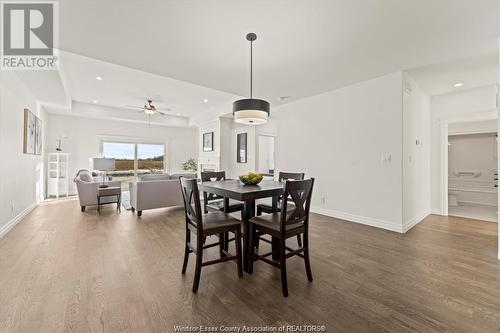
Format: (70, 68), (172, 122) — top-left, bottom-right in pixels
(181, 158), (198, 173)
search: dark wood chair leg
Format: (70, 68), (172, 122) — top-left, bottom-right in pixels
(219, 233), (226, 258)
(235, 228), (243, 277)
(131, 207), (135, 213)
(248, 224), (255, 275)
(256, 206), (262, 216)
(279, 239), (288, 297)
(223, 231), (229, 253)
(137, 211), (142, 217)
(182, 228), (190, 274)
(192, 239), (203, 293)
(81, 206), (86, 212)
(296, 234), (302, 247)
(303, 231), (313, 282)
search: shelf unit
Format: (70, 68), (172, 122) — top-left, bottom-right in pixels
(47, 153), (70, 198)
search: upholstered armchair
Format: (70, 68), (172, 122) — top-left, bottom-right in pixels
(74, 170), (121, 211)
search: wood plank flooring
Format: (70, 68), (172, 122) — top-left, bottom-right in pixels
(0, 198), (499, 332)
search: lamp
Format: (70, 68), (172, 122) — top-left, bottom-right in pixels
(93, 158), (115, 188)
(233, 33), (270, 125)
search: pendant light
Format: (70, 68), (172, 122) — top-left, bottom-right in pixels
(233, 33), (270, 125)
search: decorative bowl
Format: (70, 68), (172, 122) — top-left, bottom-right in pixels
(239, 172), (263, 185)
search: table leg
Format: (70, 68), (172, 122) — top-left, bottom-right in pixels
(117, 194), (121, 212)
(98, 196), (101, 214)
(242, 199), (255, 272)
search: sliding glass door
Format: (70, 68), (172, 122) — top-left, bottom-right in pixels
(102, 142), (136, 190)
(101, 141), (166, 189)
(137, 144), (165, 177)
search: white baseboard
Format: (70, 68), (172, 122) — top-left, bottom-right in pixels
(311, 206), (403, 233)
(403, 209), (431, 233)
(0, 202), (37, 239)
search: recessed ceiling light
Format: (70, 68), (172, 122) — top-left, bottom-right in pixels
(93, 100), (98, 104)
(95, 76), (103, 81)
(453, 82), (464, 88)
(278, 96), (291, 101)
(176, 113), (181, 116)
(203, 99), (208, 103)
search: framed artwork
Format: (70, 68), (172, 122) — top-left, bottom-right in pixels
(23, 109), (42, 155)
(35, 116), (43, 155)
(237, 133), (247, 163)
(203, 132), (214, 152)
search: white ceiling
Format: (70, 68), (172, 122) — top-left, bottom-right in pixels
(60, 52), (239, 118)
(58, 0), (500, 105)
(407, 52), (499, 96)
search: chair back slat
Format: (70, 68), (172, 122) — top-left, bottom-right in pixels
(180, 177), (203, 231)
(278, 172), (305, 182)
(201, 171), (226, 202)
(278, 172), (305, 201)
(281, 178), (315, 230)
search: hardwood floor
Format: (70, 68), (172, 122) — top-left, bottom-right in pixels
(0, 198), (499, 332)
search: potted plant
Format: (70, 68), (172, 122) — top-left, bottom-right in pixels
(181, 158), (198, 173)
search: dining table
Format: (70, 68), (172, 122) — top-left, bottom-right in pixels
(198, 179), (285, 272)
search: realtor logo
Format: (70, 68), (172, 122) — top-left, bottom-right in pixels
(1, 1), (58, 70)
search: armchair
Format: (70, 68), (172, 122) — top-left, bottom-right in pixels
(74, 170), (121, 211)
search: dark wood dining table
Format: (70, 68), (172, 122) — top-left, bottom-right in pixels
(198, 179), (284, 272)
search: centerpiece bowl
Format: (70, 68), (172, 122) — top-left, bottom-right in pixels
(239, 172), (263, 185)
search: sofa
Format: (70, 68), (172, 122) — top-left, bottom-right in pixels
(129, 173), (196, 216)
(74, 170), (122, 211)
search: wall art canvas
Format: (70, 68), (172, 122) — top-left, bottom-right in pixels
(203, 132), (214, 152)
(23, 109), (36, 154)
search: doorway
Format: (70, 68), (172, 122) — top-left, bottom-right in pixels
(443, 119), (498, 222)
(257, 134), (276, 177)
(448, 128), (498, 222)
(101, 141), (166, 190)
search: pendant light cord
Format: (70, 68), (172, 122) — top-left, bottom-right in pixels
(250, 39), (253, 99)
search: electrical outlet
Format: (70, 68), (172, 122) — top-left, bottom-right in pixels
(11, 203), (14, 213)
(321, 197), (327, 204)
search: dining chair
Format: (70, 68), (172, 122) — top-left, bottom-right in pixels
(179, 177), (243, 293)
(248, 178), (315, 297)
(201, 171), (245, 219)
(256, 172), (305, 247)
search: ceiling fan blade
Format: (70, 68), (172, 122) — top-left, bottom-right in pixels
(124, 105), (144, 110)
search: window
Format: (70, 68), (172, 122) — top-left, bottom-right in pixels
(101, 141), (166, 189)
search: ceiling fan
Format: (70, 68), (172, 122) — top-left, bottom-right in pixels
(125, 99), (173, 116)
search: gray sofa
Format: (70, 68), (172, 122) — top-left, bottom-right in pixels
(129, 173), (196, 216)
(74, 171), (121, 211)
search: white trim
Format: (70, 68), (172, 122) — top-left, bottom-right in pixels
(311, 206), (403, 233)
(403, 209), (431, 233)
(0, 203), (37, 239)
(440, 123), (449, 216)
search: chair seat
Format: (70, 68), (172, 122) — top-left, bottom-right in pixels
(202, 211), (242, 231)
(250, 213), (303, 232)
(257, 202), (295, 214)
(206, 198), (244, 212)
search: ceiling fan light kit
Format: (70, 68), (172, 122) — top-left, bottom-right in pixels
(233, 33), (270, 125)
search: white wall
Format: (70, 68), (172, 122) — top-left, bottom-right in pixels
(402, 74), (431, 231)
(273, 72), (404, 232)
(47, 113), (197, 194)
(0, 71), (47, 238)
(431, 85), (498, 214)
